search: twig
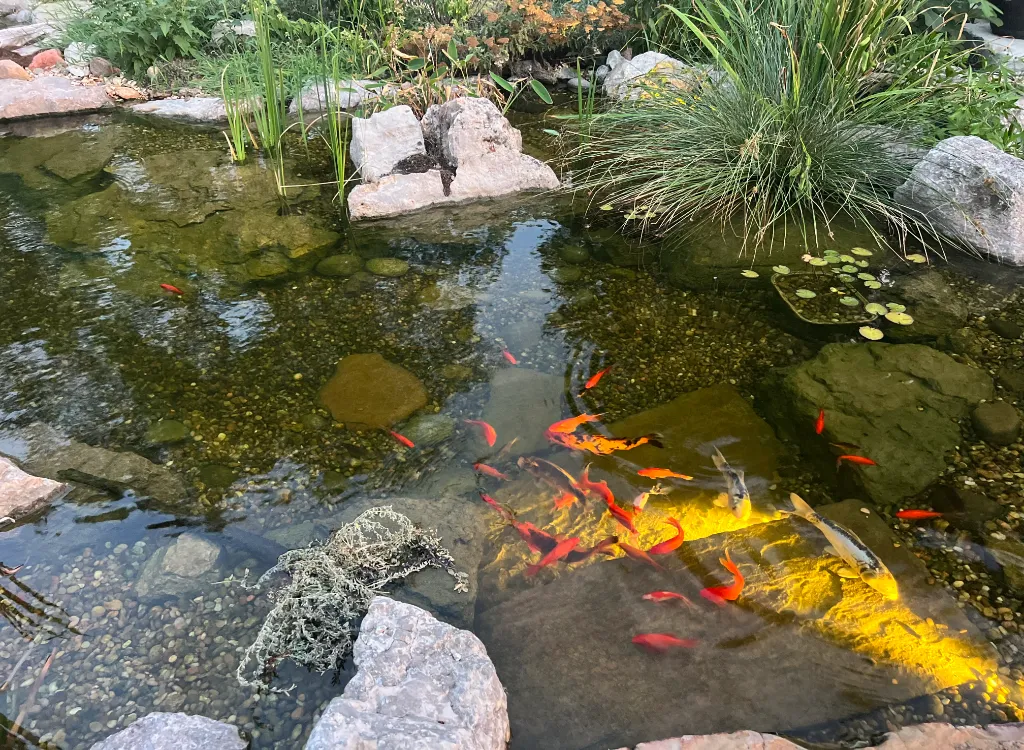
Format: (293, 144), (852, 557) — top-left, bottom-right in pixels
(10, 646), (57, 736)
(0, 638), (38, 693)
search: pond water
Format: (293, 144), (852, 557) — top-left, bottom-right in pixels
(1, 112), (1023, 750)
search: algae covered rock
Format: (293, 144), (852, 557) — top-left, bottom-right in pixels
(319, 353), (427, 428)
(144, 420), (190, 445)
(134, 533), (222, 601)
(315, 253), (362, 277)
(364, 257), (410, 277)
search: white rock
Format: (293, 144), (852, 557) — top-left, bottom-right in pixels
(5, 8), (34, 24)
(0, 22), (52, 51)
(568, 76), (591, 91)
(894, 135), (1024, 265)
(89, 712), (246, 750)
(63, 41), (96, 66)
(612, 731), (799, 749)
(421, 96), (521, 168)
(872, 721), (1024, 749)
(288, 78), (381, 115)
(965, 21), (1024, 73)
(304, 597), (509, 750)
(0, 0), (32, 16)
(134, 533), (222, 600)
(605, 49), (623, 70)
(350, 104), (425, 183)
(0, 456), (69, 523)
(131, 97), (227, 122)
(595, 63), (611, 82)
(602, 50), (689, 99)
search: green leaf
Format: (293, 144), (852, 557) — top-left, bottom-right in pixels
(740, 270), (759, 278)
(406, 57), (427, 71)
(794, 289), (816, 299)
(841, 265), (857, 273)
(886, 302), (907, 312)
(859, 326), (884, 340)
(863, 280), (882, 289)
(599, 203), (613, 211)
(159, 19), (171, 36)
(885, 311), (914, 325)
(772, 265), (790, 274)
(490, 71), (515, 93)
(851, 247), (873, 256)
(808, 257), (828, 267)
(542, 128), (560, 137)
(530, 78), (553, 105)
(865, 302), (887, 315)
(857, 273), (875, 281)
(838, 273), (855, 282)
(839, 296), (860, 306)
(446, 40), (458, 62)
(906, 253), (927, 264)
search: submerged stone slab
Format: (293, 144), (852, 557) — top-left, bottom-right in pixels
(480, 367), (564, 458)
(319, 353), (428, 429)
(131, 97), (227, 123)
(0, 77), (110, 120)
(476, 499), (994, 750)
(0, 455), (68, 522)
(134, 533), (222, 601)
(90, 712), (246, 750)
(305, 597), (509, 750)
(616, 732), (799, 750)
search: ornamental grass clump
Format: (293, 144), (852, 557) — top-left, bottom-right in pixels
(574, 0), (957, 253)
(237, 506), (467, 692)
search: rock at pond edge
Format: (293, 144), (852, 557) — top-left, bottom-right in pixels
(319, 353), (427, 429)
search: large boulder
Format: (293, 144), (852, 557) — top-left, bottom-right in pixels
(602, 50), (712, 100)
(420, 96), (521, 169)
(0, 456), (69, 522)
(965, 21), (1024, 74)
(89, 712), (246, 750)
(319, 353), (428, 428)
(0, 21), (51, 51)
(305, 597), (509, 750)
(0, 77), (110, 120)
(131, 97), (227, 123)
(871, 722), (1024, 749)
(350, 104), (426, 183)
(885, 268), (969, 341)
(895, 136), (1024, 265)
(134, 532), (223, 601)
(618, 732), (799, 750)
(759, 343), (993, 503)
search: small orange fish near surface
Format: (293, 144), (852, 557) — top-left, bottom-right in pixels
(474, 462), (509, 480)
(513, 521), (558, 555)
(643, 590), (693, 606)
(565, 535), (618, 563)
(836, 454), (877, 468)
(637, 467), (693, 481)
(478, 492), (513, 522)
(646, 517), (685, 555)
(896, 509), (944, 520)
(525, 537), (580, 577)
(815, 409), (825, 435)
(618, 542), (664, 571)
(464, 419), (497, 447)
(547, 413), (603, 434)
(604, 497), (637, 534)
(700, 550), (744, 606)
(160, 283), (183, 295)
(578, 465), (614, 506)
(584, 365), (613, 390)
(389, 431), (414, 448)
(502, 350), (518, 365)
(632, 633), (699, 653)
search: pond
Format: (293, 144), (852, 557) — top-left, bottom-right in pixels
(1, 112), (1023, 750)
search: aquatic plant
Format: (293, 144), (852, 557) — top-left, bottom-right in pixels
(236, 506), (467, 692)
(572, 0), (962, 254)
(220, 62), (252, 162)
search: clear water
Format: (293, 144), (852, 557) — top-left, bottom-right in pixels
(1, 113), (1023, 750)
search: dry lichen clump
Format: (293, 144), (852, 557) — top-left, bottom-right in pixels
(237, 506), (467, 692)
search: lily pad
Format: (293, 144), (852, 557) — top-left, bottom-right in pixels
(855, 260), (870, 268)
(795, 289), (817, 299)
(839, 254), (855, 263)
(839, 296), (860, 307)
(886, 302), (907, 312)
(851, 247), (873, 256)
(863, 280), (882, 289)
(599, 204), (613, 211)
(865, 302), (887, 315)
(857, 273), (875, 281)
(740, 270), (760, 278)
(859, 326), (884, 340)
(808, 257), (828, 267)
(885, 311), (914, 325)
(772, 265), (791, 274)
(838, 274), (855, 282)
(906, 253), (927, 264)
(841, 265), (858, 273)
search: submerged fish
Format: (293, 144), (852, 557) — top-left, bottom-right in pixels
(604, 496), (637, 534)
(643, 590), (693, 606)
(564, 432), (664, 456)
(829, 441), (863, 454)
(517, 456), (587, 508)
(0, 564), (24, 577)
(584, 365), (613, 390)
(479, 492), (513, 523)
(632, 483), (668, 514)
(637, 467), (693, 481)
(700, 550), (744, 606)
(160, 283), (183, 295)
(513, 521), (559, 555)
(502, 350), (518, 365)
(564, 535), (618, 563)
(547, 413), (603, 434)
(578, 465), (614, 506)
(389, 431), (415, 448)
(711, 447), (751, 520)
(473, 462), (509, 480)
(464, 419), (497, 447)
(836, 454), (877, 468)
(895, 509), (943, 520)
(618, 542), (664, 570)
(647, 517), (685, 555)
(525, 537), (580, 577)
(787, 492), (899, 600)
(632, 633), (699, 653)
(815, 409), (825, 435)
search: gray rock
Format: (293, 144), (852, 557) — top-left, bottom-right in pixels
(134, 533), (222, 600)
(0, 77), (110, 120)
(421, 97), (520, 169)
(350, 104), (425, 183)
(602, 50), (688, 99)
(939, 326), (986, 360)
(88, 56), (114, 77)
(63, 41), (95, 76)
(40, 134), (114, 180)
(0, 0), (32, 16)
(886, 269), (968, 341)
(289, 78), (381, 115)
(594, 63), (610, 82)
(964, 21), (1024, 73)
(567, 76), (590, 91)
(210, 18), (255, 43)
(628, 731), (800, 749)
(0, 22), (51, 51)
(315, 253), (362, 277)
(0, 455), (69, 522)
(305, 598), (509, 750)
(401, 413), (455, 447)
(997, 365), (1024, 395)
(144, 420), (190, 445)
(364, 257), (409, 277)
(872, 723), (1024, 749)
(131, 97), (227, 123)
(759, 343), (994, 503)
(895, 136), (1024, 265)
(988, 317), (1023, 340)
(972, 400), (1021, 446)
(89, 712), (246, 750)
(480, 367), (563, 458)
(605, 49), (623, 70)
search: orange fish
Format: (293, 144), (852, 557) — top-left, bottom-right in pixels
(565, 535), (618, 563)
(389, 431), (414, 448)
(618, 542), (664, 571)
(160, 283), (183, 295)
(513, 521), (558, 555)
(815, 409), (825, 435)
(895, 509), (943, 520)
(700, 550), (744, 606)
(502, 350), (518, 365)
(632, 633), (699, 653)
(547, 413), (603, 434)
(604, 497), (637, 534)
(464, 419), (497, 447)
(578, 465), (614, 506)
(584, 365), (612, 390)
(836, 454), (877, 468)
(637, 468), (693, 481)
(642, 590), (693, 606)
(479, 492), (513, 522)
(563, 432), (664, 456)
(647, 517), (685, 555)
(525, 537), (580, 577)
(474, 462), (509, 480)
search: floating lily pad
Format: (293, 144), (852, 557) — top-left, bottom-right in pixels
(852, 247), (873, 256)
(795, 289), (817, 299)
(772, 265), (791, 274)
(829, 286), (840, 293)
(838, 274), (855, 282)
(886, 302), (906, 312)
(839, 254), (855, 263)
(906, 253), (927, 264)
(839, 296), (860, 306)
(865, 302), (887, 315)
(740, 270), (760, 278)
(859, 326), (884, 340)
(841, 265), (858, 273)
(885, 311), (914, 325)
(599, 204), (613, 211)
(855, 260), (870, 267)
(863, 280), (882, 289)
(808, 257), (828, 267)
(857, 273), (875, 281)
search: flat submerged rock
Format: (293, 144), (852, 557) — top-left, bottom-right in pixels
(0, 77), (110, 120)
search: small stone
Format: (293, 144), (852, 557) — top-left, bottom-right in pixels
(996, 366), (1024, 396)
(364, 257), (409, 277)
(549, 266), (582, 283)
(145, 420), (190, 445)
(557, 244), (590, 265)
(988, 318), (1023, 340)
(28, 49), (63, 69)
(89, 57), (116, 76)
(315, 253), (363, 277)
(441, 363), (474, 381)
(400, 414), (455, 447)
(972, 401), (1021, 447)
(91, 605), (106, 617)
(0, 59), (31, 81)
(322, 470), (348, 491)
(105, 598), (123, 611)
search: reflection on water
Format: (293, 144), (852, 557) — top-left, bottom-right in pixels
(0, 115), (1023, 749)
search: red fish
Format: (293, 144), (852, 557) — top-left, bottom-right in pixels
(632, 633), (699, 653)
(815, 409), (825, 435)
(604, 498), (637, 534)
(647, 517), (685, 555)
(547, 413), (603, 434)
(513, 521), (558, 555)
(525, 537), (580, 577)
(565, 535), (618, 563)
(389, 431), (415, 448)
(896, 509), (944, 520)
(502, 350), (518, 365)
(464, 419), (497, 446)
(829, 441), (862, 453)
(160, 283), (183, 295)
(578, 465), (614, 506)
(474, 463), (509, 480)
(637, 468), (693, 481)
(700, 550), (744, 606)
(479, 492), (513, 522)
(561, 432), (664, 456)
(643, 590), (693, 606)
(584, 366), (612, 390)
(618, 542), (664, 570)
(836, 454), (877, 468)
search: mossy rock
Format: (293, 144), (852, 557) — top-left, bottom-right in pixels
(557, 244), (591, 265)
(365, 257), (410, 277)
(549, 266), (582, 283)
(145, 420), (190, 445)
(316, 254), (363, 277)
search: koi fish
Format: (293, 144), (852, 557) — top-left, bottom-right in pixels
(547, 413), (603, 434)
(464, 419), (497, 447)
(564, 535), (618, 563)
(643, 590), (693, 606)
(513, 521), (558, 555)
(160, 283), (183, 295)
(502, 350), (518, 365)
(637, 467), (693, 481)
(711, 447), (751, 520)
(632, 633), (699, 653)
(604, 497), (637, 534)
(618, 542), (664, 570)
(525, 537), (580, 577)
(829, 441), (863, 453)
(479, 492), (513, 523)
(0, 564), (23, 577)
(564, 432), (665, 456)
(517, 456), (587, 507)
(647, 517), (685, 555)
(389, 431), (415, 448)
(836, 455), (877, 468)
(700, 550), (744, 606)
(578, 465), (614, 506)
(494, 437), (519, 459)
(474, 463), (509, 480)
(632, 483), (668, 513)
(787, 493), (898, 600)
(815, 409), (825, 435)
(895, 509), (943, 520)
(584, 366), (612, 390)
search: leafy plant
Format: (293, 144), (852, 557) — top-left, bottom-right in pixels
(927, 63), (1024, 157)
